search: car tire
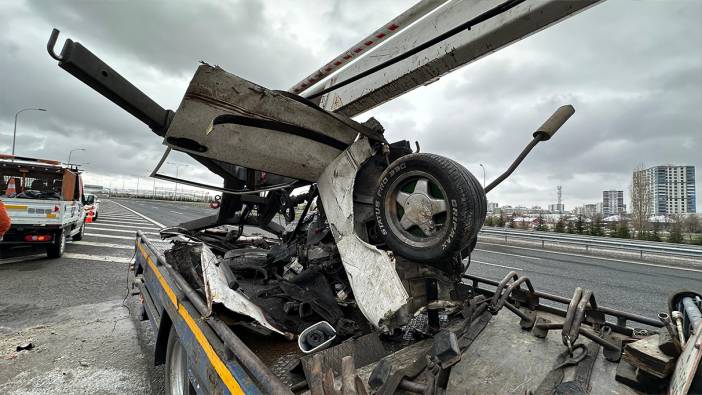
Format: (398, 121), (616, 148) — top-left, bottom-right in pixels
(374, 153), (486, 263)
(46, 229), (66, 258)
(94, 211), (98, 221)
(72, 222), (85, 241)
(165, 326), (196, 395)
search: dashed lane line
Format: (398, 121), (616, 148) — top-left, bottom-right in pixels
(85, 233), (135, 240)
(477, 241), (702, 273)
(0, 252), (132, 265)
(0, 254), (45, 265)
(86, 222), (159, 230)
(97, 216), (150, 222)
(474, 249), (542, 261)
(95, 219), (155, 226)
(108, 200), (166, 227)
(471, 259), (523, 271)
(86, 227), (160, 235)
(70, 241), (135, 249)
(63, 252), (133, 264)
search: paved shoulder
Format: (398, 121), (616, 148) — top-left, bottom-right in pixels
(0, 199), (165, 394)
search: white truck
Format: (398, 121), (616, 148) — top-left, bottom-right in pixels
(0, 155), (87, 258)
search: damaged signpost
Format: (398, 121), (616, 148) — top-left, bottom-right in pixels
(47, 0), (700, 393)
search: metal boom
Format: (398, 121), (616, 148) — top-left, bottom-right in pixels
(297, 0), (601, 117)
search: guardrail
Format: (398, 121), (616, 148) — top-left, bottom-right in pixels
(479, 228), (702, 259)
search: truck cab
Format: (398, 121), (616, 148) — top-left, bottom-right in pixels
(0, 155), (87, 258)
(83, 193), (100, 221)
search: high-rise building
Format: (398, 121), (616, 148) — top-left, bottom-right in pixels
(634, 165), (696, 215)
(548, 203), (564, 213)
(602, 190), (626, 216)
(487, 202), (499, 212)
(584, 204), (598, 218)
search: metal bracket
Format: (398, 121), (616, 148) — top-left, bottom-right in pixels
(149, 147), (297, 195)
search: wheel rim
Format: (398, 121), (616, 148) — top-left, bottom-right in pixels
(383, 170), (450, 248)
(168, 339), (188, 395)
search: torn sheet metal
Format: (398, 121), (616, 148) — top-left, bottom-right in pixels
(164, 65), (361, 182)
(317, 137), (410, 331)
(200, 244), (292, 338)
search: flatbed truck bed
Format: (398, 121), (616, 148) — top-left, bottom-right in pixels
(133, 231), (699, 395)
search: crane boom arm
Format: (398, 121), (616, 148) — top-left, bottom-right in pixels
(305, 0), (601, 117)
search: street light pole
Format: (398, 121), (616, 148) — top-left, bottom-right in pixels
(479, 163), (486, 188)
(167, 162), (190, 199)
(13, 108), (47, 156)
(67, 148), (86, 164)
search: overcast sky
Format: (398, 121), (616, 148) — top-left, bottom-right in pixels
(1, 0), (700, 209)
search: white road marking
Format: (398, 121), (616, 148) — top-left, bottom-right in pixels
(85, 227), (159, 235)
(471, 259), (523, 271)
(70, 241), (134, 249)
(63, 252), (133, 264)
(85, 233), (135, 240)
(170, 210), (184, 215)
(86, 222), (159, 230)
(98, 216), (147, 222)
(477, 241), (702, 273)
(109, 200), (166, 227)
(0, 254), (45, 265)
(96, 219), (155, 226)
(0, 251), (132, 264)
(474, 249), (542, 261)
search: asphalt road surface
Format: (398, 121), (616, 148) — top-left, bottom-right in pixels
(2, 197), (700, 394)
(0, 199), (167, 394)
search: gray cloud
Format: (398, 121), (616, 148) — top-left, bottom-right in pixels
(0, 0), (700, 211)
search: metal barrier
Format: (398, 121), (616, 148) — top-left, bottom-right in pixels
(479, 228), (702, 259)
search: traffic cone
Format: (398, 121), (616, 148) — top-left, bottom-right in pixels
(6, 178), (16, 196)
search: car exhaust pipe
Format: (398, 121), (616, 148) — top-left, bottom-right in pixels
(484, 105), (574, 193)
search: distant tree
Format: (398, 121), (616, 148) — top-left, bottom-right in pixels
(589, 214), (604, 237)
(495, 214), (506, 228)
(695, 233), (702, 246)
(684, 215), (700, 241)
(631, 166), (652, 238)
(637, 229), (650, 241)
(668, 215), (685, 243)
(536, 214), (548, 231)
(614, 219), (631, 239)
(607, 220), (617, 237)
(507, 213), (516, 229)
(650, 220), (661, 242)
(484, 216), (494, 227)
(566, 219), (575, 234)
(554, 217), (566, 233)
(575, 215), (585, 235)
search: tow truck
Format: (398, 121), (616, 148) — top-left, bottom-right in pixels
(47, 0), (701, 393)
(0, 155), (87, 258)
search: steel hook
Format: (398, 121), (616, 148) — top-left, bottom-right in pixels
(47, 28), (64, 61)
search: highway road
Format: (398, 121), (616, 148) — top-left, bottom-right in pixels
(1, 197), (700, 394)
